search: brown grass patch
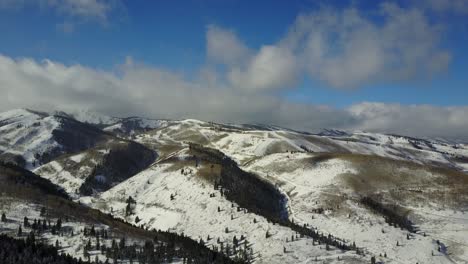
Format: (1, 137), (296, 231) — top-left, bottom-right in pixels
(196, 163), (222, 183)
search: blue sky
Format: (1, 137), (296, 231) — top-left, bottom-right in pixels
(1, 0), (468, 139)
(1, 0), (466, 107)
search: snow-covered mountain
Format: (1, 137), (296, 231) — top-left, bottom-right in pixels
(0, 109), (116, 169)
(133, 117), (468, 172)
(0, 163), (233, 263)
(1, 108), (468, 264)
(0, 109), (157, 195)
(59, 109), (168, 136)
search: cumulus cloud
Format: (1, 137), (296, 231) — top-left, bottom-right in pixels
(0, 2), (464, 140)
(1, 53), (468, 141)
(227, 45), (299, 92)
(206, 26), (298, 91)
(348, 102), (468, 140)
(283, 3), (451, 88)
(208, 3), (451, 91)
(0, 54), (349, 129)
(206, 25), (251, 66)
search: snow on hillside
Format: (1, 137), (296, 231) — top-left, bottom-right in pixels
(81, 155), (365, 264)
(0, 199), (106, 262)
(244, 151), (467, 264)
(0, 109), (112, 170)
(34, 139), (156, 197)
(11, 107), (464, 172)
(134, 118), (468, 172)
(244, 152), (357, 196)
(59, 110), (167, 137)
(2, 109), (468, 263)
(33, 156), (92, 196)
(103, 117), (167, 137)
(77, 147), (467, 263)
(58, 109), (120, 125)
(0, 109), (61, 168)
(0, 198), (167, 263)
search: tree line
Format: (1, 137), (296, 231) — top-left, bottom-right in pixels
(0, 233), (87, 264)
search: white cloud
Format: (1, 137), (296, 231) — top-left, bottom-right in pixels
(1, 54), (468, 141)
(348, 102), (468, 140)
(206, 25), (299, 91)
(205, 3), (451, 91)
(227, 45), (299, 92)
(281, 3), (451, 88)
(206, 25), (251, 66)
(0, 2), (463, 140)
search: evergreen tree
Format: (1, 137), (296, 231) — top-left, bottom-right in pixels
(119, 237), (126, 249)
(1, 212), (6, 222)
(126, 196), (136, 216)
(40, 206), (46, 216)
(96, 236), (101, 250)
(56, 218), (62, 230)
(84, 245), (90, 261)
(0, 234), (91, 264)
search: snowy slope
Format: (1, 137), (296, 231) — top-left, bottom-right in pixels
(37, 109), (468, 173)
(0, 109), (112, 169)
(244, 152), (467, 263)
(82, 153), (365, 264)
(34, 140), (156, 197)
(102, 117), (168, 137)
(0, 109), (61, 168)
(134, 118), (468, 172)
(0, 200), (116, 263)
(56, 109), (121, 126)
(2, 109), (468, 263)
(78, 147), (468, 263)
(0, 162), (233, 264)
